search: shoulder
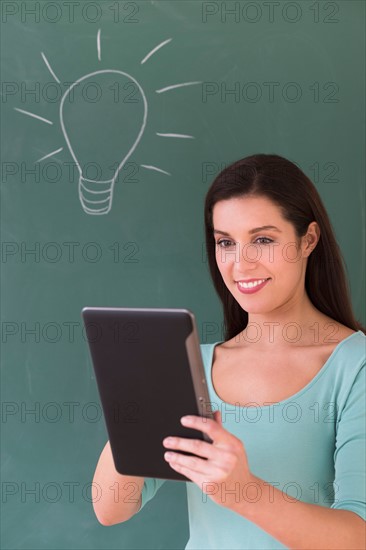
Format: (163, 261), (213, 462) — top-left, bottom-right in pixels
(330, 324), (360, 341)
(315, 317), (364, 344)
(337, 329), (365, 358)
(331, 329), (365, 411)
(199, 341), (225, 366)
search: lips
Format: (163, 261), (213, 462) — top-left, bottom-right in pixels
(236, 278), (271, 294)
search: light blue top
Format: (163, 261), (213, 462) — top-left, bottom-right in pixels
(136, 330), (366, 549)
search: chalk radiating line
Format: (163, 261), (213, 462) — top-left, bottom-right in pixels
(14, 108), (53, 125)
(41, 52), (61, 84)
(141, 38), (172, 64)
(156, 133), (194, 139)
(156, 81), (202, 94)
(140, 164), (171, 176)
(97, 29), (101, 61)
(36, 147), (63, 163)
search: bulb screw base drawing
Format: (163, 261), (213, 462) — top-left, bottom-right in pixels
(78, 176), (115, 215)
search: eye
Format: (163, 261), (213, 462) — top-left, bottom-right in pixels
(254, 237), (273, 245)
(216, 239), (235, 248)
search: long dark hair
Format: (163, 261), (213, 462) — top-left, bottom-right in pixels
(204, 154), (366, 341)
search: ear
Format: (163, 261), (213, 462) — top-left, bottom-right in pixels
(302, 221), (320, 257)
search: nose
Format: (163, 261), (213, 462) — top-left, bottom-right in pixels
(238, 242), (261, 266)
(218, 241), (261, 272)
(233, 242), (262, 280)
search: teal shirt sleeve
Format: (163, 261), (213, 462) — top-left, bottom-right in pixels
(136, 477), (167, 513)
(330, 363), (366, 520)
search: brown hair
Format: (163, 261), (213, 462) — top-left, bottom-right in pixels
(204, 154), (366, 341)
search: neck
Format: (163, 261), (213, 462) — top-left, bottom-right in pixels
(240, 293), (333, 348)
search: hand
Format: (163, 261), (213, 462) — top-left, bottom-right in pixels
(162, 411), (253, 511)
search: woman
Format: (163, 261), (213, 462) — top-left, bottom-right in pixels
(93, 154), (365, 549)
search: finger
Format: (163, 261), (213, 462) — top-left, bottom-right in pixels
(163, 436), (219, 460)
(165, 451), (222, 478)
(214, 410), (222, 425)
(165, 451), (206, 471)
(180, 414), (228, 445)
(166, 458), (197, 481)
(165, 451), (232, 482)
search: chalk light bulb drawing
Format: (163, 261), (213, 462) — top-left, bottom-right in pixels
(60, 70), (147, 215)
(14, 31), (201, 215)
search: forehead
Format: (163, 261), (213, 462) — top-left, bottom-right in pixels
(212, 196), (289, 231)
(212, 196), (295, 236)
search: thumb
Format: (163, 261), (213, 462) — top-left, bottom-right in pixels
(214, 410), (222, 425)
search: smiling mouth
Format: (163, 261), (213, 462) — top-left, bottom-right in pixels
(236, 278), (271, 289)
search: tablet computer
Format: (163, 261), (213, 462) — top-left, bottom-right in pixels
(82, 307), (215, 482)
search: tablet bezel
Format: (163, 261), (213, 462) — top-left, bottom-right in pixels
(82, 306), (215, 482)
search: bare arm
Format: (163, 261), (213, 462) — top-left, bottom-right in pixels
(92, 440), (144, 526)
(233, 473), (366, 550)
(232, 361), (366, 548)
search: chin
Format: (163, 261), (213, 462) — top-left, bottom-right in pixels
(236, 296), (274, 314)
(235, 299), (266, 313)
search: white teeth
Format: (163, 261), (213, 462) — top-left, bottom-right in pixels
(238, 279), (268, 289)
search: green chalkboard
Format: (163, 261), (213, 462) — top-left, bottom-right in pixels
(1, 1), (365, 548)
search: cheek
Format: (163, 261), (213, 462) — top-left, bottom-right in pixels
(280, 242), (303, 265)
(215, 259), (226, 279)
(273, 256), (303, 290)
(215, 249), (233, 276)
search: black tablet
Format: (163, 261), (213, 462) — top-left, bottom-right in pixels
(82, 307), (215, 482)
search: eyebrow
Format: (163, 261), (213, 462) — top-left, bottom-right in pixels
(213, 225), (282, 236)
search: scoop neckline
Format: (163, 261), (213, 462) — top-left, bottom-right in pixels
(208, 330), (363, 409)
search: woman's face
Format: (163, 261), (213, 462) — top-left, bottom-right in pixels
(212, 195), (315, 316)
